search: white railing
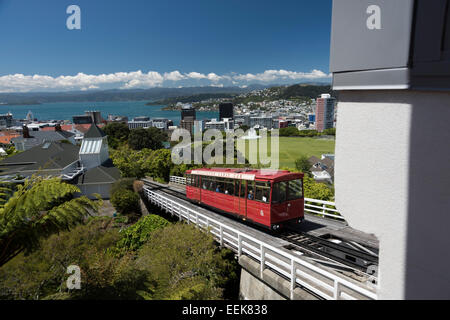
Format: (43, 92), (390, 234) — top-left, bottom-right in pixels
(143, 187), (377, 300)
(169, 175), (345, 222)
(170, 175), (187, 185)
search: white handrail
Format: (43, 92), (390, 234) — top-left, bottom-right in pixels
(143, 186), (377, 300)
(169, 175), (345, 222)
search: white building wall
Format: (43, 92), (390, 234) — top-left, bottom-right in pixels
(335, 90), (450, 299)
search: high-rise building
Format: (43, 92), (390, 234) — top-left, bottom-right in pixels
(73, 115), (93, 125)
(181, 104), (196, 121)
(180, 119), (194, 134)
(315, 94), (335, 132)
(73, 111), (104, 125)
(85, 111), (104, 124)
(219, 103), (234, 121)
(180, 104), (196, 134)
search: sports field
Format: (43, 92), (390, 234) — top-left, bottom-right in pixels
(245, 137), (335, 169)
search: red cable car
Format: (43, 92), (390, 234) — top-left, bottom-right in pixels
(185, 168), (304, 230)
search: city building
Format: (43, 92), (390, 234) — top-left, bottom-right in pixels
(107, 114), (129, 123)
(73, 111), (104, 125)
(180, 104), (196, 134)
(152, 118), (170, 130)
(181, 104), (196, 121)
(205, 118), (234, 131)
(249, 116), (273, 129)
(180, 119), (194, 134)
(128, 116), (153, 129)
(234, 114), (250, 128)
(315, 94), (335, 132)
(73, 115), (93, 125)
(219, 103), (234, 120)
(0, 113), (14, 128)
(85, 111), (104, 124)
(308, 155), (335, 184)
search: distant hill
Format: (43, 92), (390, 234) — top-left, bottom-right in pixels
(0, 86), (264, 105)
(278, 84), (337, 100)
(0, 82), (333, 105)
(146, 93), (237, 106)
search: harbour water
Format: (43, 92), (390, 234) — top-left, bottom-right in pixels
(0, 101), (218, 126)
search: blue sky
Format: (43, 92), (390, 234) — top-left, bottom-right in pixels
(0, 0), (333, 92)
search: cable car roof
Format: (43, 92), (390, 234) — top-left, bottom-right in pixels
(187, 167), (303, 181)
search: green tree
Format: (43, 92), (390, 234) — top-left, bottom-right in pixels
(112, 214), (170, 255)
(146, 149), (173, 182)
(0, 176), (101, 267)
(279, 127), (300, 137)
(110, 189), (140, 215)
(128, 127), (166, 151)
(321, 128), (336, 136)
(110, 146), (153, 178)
(295, 155), (311, 175)
(104, 122), (130, 141)
(303, 176), (334, 201)
(136, 223), (239, 300)
(0, 217), (146, 300)
(110, 178), (135, 197)
(103, 122), (130, 149)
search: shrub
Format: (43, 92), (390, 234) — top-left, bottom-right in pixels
(295, 155), (311, 174)
(135, 223), (239, 300)
(113, 214), (170, 254)
(110, 178), (135, 197)
(111, 189), (140, 215)
(0, 217), (147, 300)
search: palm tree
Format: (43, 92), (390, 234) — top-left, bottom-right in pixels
(0, 176), (102, 267)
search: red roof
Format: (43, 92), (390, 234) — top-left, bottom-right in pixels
(41, 125), (74, 132)
(186, 167), (303, 181)
(0, 132), (20, 144)
(74, 123), (104, 133)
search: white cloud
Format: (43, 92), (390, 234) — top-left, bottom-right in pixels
(0, 69), (331, 92)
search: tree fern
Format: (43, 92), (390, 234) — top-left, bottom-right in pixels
(0, 176), (102, 267)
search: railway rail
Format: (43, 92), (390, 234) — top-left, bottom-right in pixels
(280, 231), (378, 278)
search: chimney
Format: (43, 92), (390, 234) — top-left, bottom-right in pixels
(55, 123), (62, 132)
(23, 125), (30, 138)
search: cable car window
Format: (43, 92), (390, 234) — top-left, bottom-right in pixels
(186, 174), (192, 186)
(239, 180), (246, 198)
(202, 177), (208, 189)
(255, 181), (270, 203)
(247, 181), (255, 200)
(272, 181), (287, 203)
(215, 178), (224, 193)
(288, 179), (303, 200)
(195, 176), (200, 188)
(234, 180), (240, 197)
(205, 177), (215, 191)
(223, 178), (233, 195)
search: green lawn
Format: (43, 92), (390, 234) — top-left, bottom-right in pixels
(245, 137), (335, 169)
